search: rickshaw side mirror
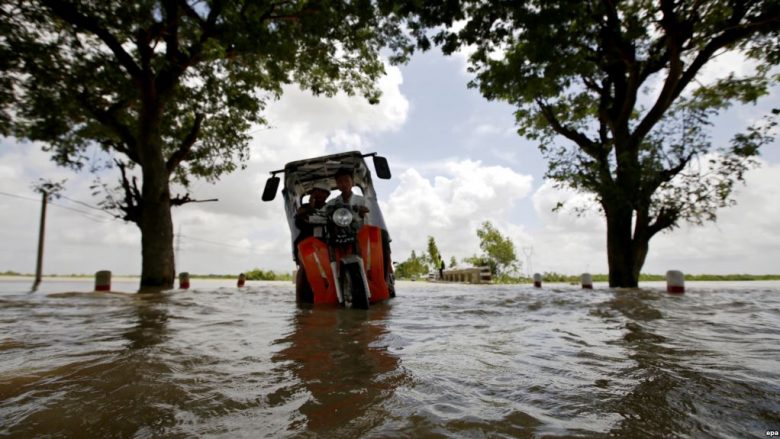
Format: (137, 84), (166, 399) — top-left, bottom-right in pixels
(261, 176), (280, 201)
(373, 155), (391, 179)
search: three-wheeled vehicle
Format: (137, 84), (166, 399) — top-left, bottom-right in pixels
(261, 151), (395, 308)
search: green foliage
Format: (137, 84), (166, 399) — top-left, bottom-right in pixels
(475, 221), (518, 276)
(394, 250), (430, 279)
(243, 268), (291, 281)
(462, 255), (497, 277)
(427, 236), (442, 268)
(0, 1), (414, 287)
(1, 0), (413, 217)
(408, 0), (780, 286)
(449, 256), (457, 268)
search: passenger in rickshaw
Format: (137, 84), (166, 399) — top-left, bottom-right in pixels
(327, 167), (369, 220)
(327, 167), (394, 296)
(294, 183), (330, 302)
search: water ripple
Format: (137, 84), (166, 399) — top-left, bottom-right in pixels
(1, 279), (779, 437)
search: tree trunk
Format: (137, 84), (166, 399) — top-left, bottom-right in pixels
(137, 88), (175, 291)
(605, 207), (640, 288)
(138, 158), (175, 291)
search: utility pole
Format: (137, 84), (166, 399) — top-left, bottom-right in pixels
(30, 178), (65, 292)
(32, 190), (48, 292)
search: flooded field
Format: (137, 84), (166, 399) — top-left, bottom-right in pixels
(1, 279), (779, 438)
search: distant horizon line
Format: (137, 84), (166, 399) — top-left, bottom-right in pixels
(3, 271), (780, 281)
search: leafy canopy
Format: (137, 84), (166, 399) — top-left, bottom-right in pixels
(474, 221), (518, 275)
(427, 235), (442, 267)
(394, 249), (430, 279)
(409, 0), (779, 229)
(1, 0), (412, 212)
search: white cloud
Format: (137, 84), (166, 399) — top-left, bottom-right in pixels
(382, 159), (534, 262)
(646, 159), (780, 274)
(521, 181), (607, 275)
(1, 52), (778, 281)
(523, 159), (780, 276)
(169, 63), (411, 273)
(0, 142), (142, 275)
(0, 62), (410, 276)
(248, 63), (408, 165)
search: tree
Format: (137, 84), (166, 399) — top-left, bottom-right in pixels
(2, 0), (410, 290)
(394, 250), (428, 279)
(409, 1), (780, 287)
(449, 256), (457, 268)
(474, 221), (518, 276)
(426, 236), (442, 268)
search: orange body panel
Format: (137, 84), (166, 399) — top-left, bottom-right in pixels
(297, 226), (390, 305)
(297, 237), (339, 305)
(357, 225), (389, 303)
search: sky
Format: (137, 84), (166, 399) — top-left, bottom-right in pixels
(1, 49), (779, 277)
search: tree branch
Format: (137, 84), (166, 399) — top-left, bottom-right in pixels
(40, 0), (143, 81)
(630, 0), (687, 145)
(633, 4), (779, 143)
(163, 0), (181, 66)
(599, 0), (640, 131)
(642, 151), (694, 199)
(116, 159), (142, 224)
(536, 98), (601, 158)
(75, 92), (140, 163)
(166, 113), (204, 173)
(170, 193), (218, 207)
(647, 206), (680, 237)
(156, 0), (225, 95)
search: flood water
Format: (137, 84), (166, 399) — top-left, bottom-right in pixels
(1, 279), (779, 438)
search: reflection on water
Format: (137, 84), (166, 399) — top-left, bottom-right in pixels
(1, 280), (779, 438)
(271, 305), (409, 436)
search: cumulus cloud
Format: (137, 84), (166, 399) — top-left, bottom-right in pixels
(2, 52), (778, 280)
(523, 159), (780, 276)
(522, 181), (607, 275)
(0, 62), (410, 276)
(382, 159), (533, 263)
(646, 159), (780, 274)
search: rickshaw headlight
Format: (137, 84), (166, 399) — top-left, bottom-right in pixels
(332, 207), (353, 227)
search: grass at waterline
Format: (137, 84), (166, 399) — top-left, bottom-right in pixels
(396, 272), (780, 283)
(492, 273), (780, 284)
(5, 270), (780, 284)
(1, 269), (293, 281)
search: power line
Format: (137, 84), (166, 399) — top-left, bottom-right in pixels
(0, 190), (38, 202)
(59, 194), (116, 217)
(3, 190), (262, 252)
(0, 190), (114, 223)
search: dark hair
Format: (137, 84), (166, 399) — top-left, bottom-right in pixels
(334, 167), (353, 178)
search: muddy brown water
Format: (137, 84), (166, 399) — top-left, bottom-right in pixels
(1, 279), (779, 438)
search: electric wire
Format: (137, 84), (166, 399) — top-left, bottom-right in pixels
(0, 191), (114, 223)
(1, 191), (263, 252)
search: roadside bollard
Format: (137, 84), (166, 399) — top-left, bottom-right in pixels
(666, 270), (685, 294)
(95, 270), (111, 291)
(237, 273), (246, 288)
(581, 273), (593, 289)
(533, 273), (542, 288)
(179, 272), (190, 290)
